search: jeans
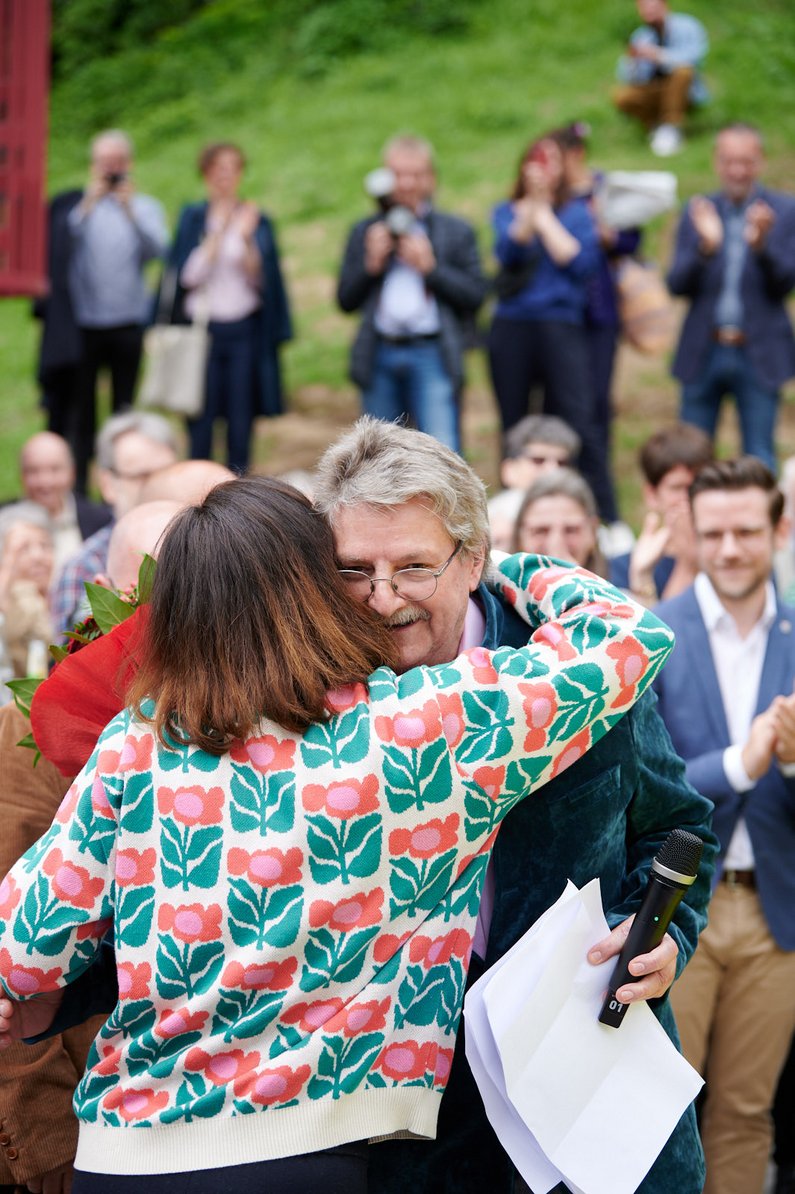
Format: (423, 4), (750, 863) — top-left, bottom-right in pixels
(362, 337), (460, 452)
(188, 313), (259, 474)
(681, 343), (779, 471)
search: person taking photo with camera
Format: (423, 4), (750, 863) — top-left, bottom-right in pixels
(337, 134), (487, 454)
(65, 129), (168, 491)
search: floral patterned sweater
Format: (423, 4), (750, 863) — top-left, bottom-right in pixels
(0, 556), (673, 1176)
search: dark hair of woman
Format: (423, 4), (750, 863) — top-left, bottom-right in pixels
(126, 477), (398, 753)
(510, 136), (567, 205)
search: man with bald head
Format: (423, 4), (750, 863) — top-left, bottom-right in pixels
(51, 457), (232, 639)
(99, 499), (182, 593)
(138, 458), (235, 505)
(18, 431), (111, 574)
(67, 129), (168, 489)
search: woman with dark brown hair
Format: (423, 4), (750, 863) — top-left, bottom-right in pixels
(126, 477), (397, 748)
(0, 476), (672, 1193)
(488, 132), (614, 523)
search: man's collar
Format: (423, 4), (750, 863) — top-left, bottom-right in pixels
(458, 591), (487, 653)
(719, 184), (761, 212)
(694, 571), (777, 634)
(472, 582), (504, 651)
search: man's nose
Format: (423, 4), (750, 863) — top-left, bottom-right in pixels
(717, 530), (742, 554)
(366, 578), (406, 617)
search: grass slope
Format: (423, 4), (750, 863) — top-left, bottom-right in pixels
(2, 0), (794, 514)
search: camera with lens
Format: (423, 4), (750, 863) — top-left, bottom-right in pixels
(363, 167), (414, 240)
(105, 171), (127, 189)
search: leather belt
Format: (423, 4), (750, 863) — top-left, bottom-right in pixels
(720, 868), (756, 889)
(713, 326), (746, 347)
(377, 332), (440, 346)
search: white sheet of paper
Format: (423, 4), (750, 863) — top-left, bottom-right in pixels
(465, 879), (703, 1194)
(465, 882), (586, 1194)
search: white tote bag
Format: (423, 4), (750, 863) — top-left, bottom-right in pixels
(595, 171), (678, 230)
(139, 274), (210, 419)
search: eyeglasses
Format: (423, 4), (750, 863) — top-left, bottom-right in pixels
(338, 544), (462, 602)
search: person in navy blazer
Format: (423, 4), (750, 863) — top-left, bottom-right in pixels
(668, 124), (795, 471)
(653, 457), (795, 1194)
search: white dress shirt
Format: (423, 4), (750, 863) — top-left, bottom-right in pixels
(693, 572), (778, 870)
(374, 212), (440, 337)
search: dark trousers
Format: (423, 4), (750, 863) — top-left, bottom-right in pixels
(488, 316), (617, 522)
(43, 364), (82, 441)
(72, 324), (144, 492)
(586, 323), (620, 524)
(774, 1033), (795, 1166)
(188, 314), (258, 474)
(73, 1142), (368, 1194)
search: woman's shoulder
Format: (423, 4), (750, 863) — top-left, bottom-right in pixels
(174, 202), (208, 232)
(559, 194), (597, 232)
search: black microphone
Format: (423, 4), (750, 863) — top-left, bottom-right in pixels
(598, 828), (704, 1029)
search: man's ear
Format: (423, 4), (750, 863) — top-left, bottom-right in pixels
(774, 514), (791, 552)
(466, 543), (488, 592)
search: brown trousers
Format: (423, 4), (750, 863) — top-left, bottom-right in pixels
(613, 66), (695, 128)
(670, 882), (795, 1194)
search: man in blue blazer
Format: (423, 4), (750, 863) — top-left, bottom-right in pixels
(654, 457), (795, 1194)
(668, 124), (795, 471)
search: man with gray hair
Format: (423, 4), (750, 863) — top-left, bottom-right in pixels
(314, 416), (716, 1194)
(337, 135), (487, 453)
(51, 411), (178, 636)
(67, 129), (168, 489)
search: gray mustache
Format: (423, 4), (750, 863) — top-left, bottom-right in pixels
(383, 606), (431, 628)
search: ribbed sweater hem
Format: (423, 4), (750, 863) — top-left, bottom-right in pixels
(75, 1085), (441, 1175)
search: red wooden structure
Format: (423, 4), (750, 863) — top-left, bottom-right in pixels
(0, 0), (50, 296)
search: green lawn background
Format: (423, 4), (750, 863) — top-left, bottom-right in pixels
(2, 0), (794, 518)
